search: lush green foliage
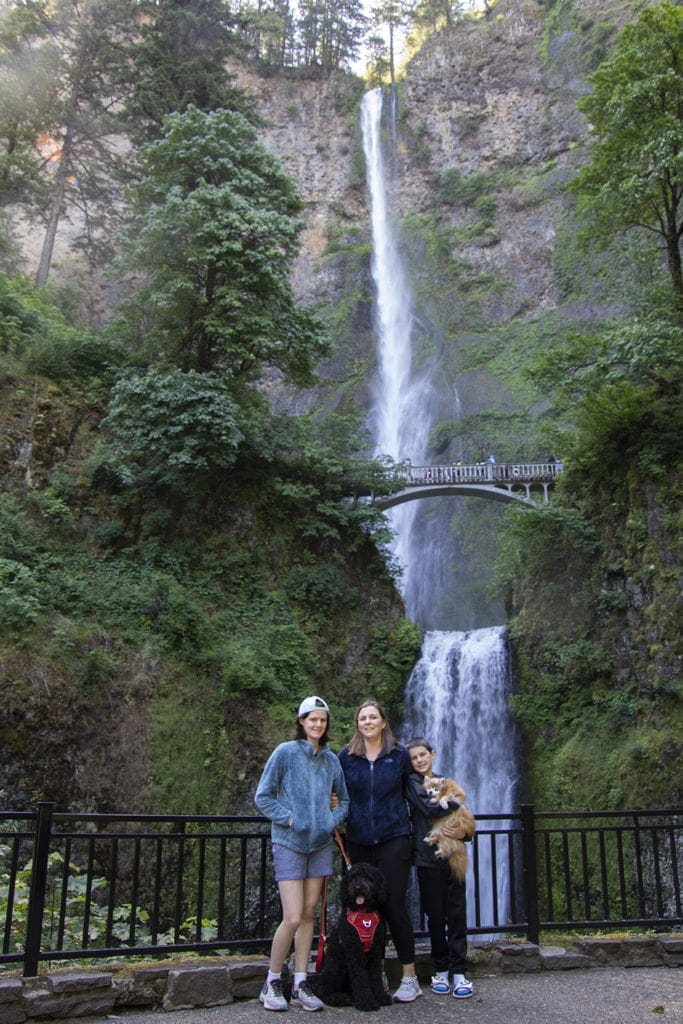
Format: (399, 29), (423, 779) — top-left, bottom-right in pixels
(0, 0), (136, 283)
(494, 303), (682, 809)
(113, 106), (327, 381)
(0, 273), (121, 383)
(238, 0), (367, 72)
(572, 1), (683, 302)
(0, 307), (407, 814)
(103, 369), (244, 488)
(121, 0), (252, 143)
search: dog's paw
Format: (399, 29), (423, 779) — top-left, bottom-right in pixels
(355, 1002), (381, 1012)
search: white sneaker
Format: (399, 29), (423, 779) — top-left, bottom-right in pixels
(452, 975), (474, 999)
(292, 983), (324, 1011)
(392, 976), (423, 1003)
(260, 979), (289, 1011)
(430, 973), (450, 994)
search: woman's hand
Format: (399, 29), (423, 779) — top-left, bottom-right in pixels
(330, 792), (339, 810)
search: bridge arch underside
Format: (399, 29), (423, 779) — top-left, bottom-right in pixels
(374, 484), (541, 510)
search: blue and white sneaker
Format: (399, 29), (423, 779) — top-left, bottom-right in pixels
(260, 979), (289, 1011)
(292, 983), (324, 1011)
(452, 975), (474, 999)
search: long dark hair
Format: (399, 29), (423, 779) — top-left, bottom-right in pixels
(346, 699), (397, 757)
(293, 712), (331, 746)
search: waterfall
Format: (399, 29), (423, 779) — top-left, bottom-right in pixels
(361, 87), (520, 929)
(360, 88), (432, 620)
(403, 629), (519, 927)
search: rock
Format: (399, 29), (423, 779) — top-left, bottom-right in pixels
(228, 961), (269, 1000)
(656, 933), (683, 967)
(495, 941), (542, 973)
(574, 937), (624, 965)
(0, 981), (23, 1006)
(161, 967), (233, 1011)
(621, 937), (662, 967)
(540, 946), (593, 970)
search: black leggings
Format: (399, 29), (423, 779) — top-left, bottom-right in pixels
(346, 835), (415, 965)
(417, 863), (467, 974)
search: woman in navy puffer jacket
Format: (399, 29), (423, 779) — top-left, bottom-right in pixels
(338, 699), (422, 1003)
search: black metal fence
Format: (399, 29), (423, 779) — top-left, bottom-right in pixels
(1, 803), (680, 976)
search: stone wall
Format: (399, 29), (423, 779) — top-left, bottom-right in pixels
(1, 936), (681, 1022)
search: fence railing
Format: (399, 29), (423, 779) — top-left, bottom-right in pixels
(1, 803), (680, 976)
(404, 461), (563, 485)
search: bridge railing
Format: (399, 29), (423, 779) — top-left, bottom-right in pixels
(404, 461), (563, 486)
(1, 804), (680, 975)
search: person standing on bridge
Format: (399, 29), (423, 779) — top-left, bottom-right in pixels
(255, 696), (349, 1012)
(338, 699), (422, 1003)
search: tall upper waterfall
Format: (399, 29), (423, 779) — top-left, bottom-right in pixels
(360, 88), (431, 618)
(361, 87), (520, 929)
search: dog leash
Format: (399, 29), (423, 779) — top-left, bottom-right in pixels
(334, 827), (351, 870)
(316, 830), (351, 972)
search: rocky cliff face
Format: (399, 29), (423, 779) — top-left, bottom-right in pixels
(229, 0), (612, 428)
(243, 3), (641, 324)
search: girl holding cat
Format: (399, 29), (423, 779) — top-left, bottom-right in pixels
(405, 736), (474, 999)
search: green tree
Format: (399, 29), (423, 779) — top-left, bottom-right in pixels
(369, 0), (411, 85)
(411, 0), (463, 33)
(0, 0), (133, 286)
(0, 5), (53, 209)
(572, 2), (683, 307)
(297, 0), (367, 71)
(114, 106), (327, 381)
(238, 0), (297, 67)
(102, 368), (244, 489)
(121, 0), (252, 144)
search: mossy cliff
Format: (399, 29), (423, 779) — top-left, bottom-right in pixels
(228, 0), (681, 808)
(1, 0), (680, 812)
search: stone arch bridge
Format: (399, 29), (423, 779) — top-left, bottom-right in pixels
(369, 461), (562, 510)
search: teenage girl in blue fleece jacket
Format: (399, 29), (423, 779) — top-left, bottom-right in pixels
(338, 699), (422, 1004)
(255, 696), (349, 1012)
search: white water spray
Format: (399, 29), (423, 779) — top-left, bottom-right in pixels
(403, 629), (519, 927)
(361, 88), (432, 616)
(361, 88), (520, 929)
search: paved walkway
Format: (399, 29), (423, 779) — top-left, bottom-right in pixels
(101, 968), (682, 1024)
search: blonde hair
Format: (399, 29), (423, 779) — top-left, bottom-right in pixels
(346, 699), (397, 757)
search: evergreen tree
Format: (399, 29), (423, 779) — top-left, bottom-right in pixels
(0, 0), (134, 286)
(239, 0), (297, 67)
(122, 0), (252, 144)
(411, 0), (463, 32)
(572, 1), (683, 309)
(0, 4), (53, 209)
(369, 0), (411, 85)
(298, 0), (367, 71)
(114, 106), (328, 382)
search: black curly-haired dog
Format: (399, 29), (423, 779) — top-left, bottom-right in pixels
(309, 863), (393, 1012)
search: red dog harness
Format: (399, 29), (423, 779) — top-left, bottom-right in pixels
(346, 910), (380, 952)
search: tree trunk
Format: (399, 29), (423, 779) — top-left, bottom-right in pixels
(34, 125), (74, 288)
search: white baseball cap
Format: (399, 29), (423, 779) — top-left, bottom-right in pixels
(298, 696), (330, 717)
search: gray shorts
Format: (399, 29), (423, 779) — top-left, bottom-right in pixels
(272, 843), (334, 882)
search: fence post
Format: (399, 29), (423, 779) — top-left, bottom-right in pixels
(23, 801), (54, 977)
(520, 803), (540, 945)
